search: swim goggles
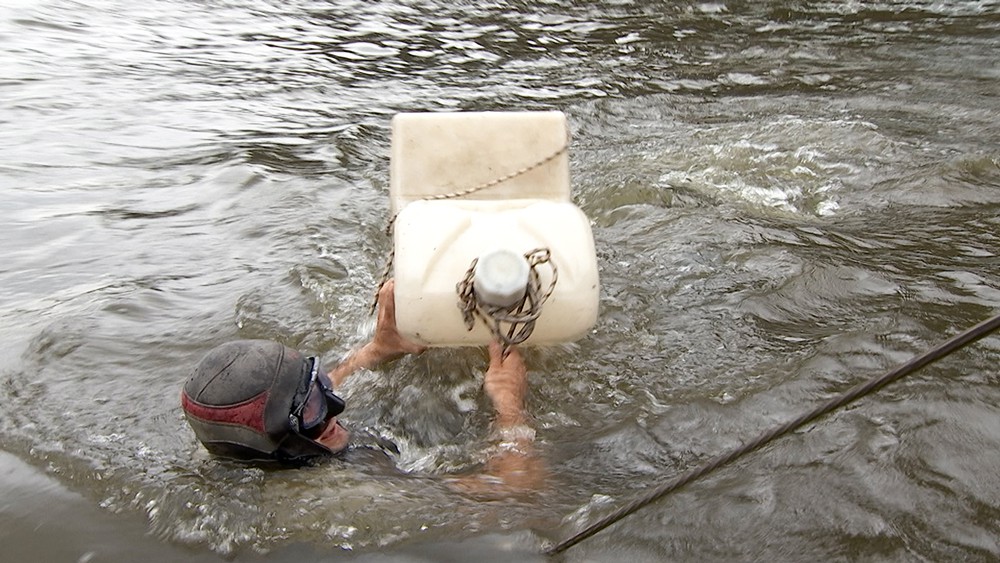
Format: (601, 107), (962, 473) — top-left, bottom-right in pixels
(289, 356), (345, 439)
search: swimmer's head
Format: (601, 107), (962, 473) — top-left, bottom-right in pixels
(181, 340), (349, 462)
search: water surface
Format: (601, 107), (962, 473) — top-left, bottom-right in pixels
(1, 0), (999, 561)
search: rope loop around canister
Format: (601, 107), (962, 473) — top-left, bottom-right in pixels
(456, 248), (558, 357)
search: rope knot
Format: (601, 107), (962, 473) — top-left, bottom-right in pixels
(456, 248), (558, 357)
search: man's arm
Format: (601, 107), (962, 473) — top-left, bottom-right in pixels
(327, 280), (426, 387)
(484, 342), (530, 430)
(474, 341), (545, 492)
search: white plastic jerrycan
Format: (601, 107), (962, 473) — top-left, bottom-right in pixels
(390, 111), (599, 347)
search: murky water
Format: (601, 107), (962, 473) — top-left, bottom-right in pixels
(2, 0), (999, 561)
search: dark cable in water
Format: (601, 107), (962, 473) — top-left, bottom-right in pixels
(545, 311), (1000, 557)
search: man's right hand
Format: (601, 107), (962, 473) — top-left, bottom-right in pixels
(327, 279), (425, 387)
(370, 279), (427, 360)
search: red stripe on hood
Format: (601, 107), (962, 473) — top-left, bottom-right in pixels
(181, 390), (269, 433)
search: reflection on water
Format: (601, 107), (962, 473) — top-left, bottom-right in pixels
(1, 0), (999, 560)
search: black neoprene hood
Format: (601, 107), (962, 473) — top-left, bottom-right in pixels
(181, 339), (333, 461)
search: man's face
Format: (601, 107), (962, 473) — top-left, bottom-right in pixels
(289, 357), (348, 455)
(314, 417), (350, 453)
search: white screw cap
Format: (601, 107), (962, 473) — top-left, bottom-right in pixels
(474, 249), (530, 308)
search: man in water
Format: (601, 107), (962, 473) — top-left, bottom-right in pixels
(180, 281), (537, 486)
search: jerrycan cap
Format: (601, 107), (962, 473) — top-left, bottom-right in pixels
(474, 249), (530, 308)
